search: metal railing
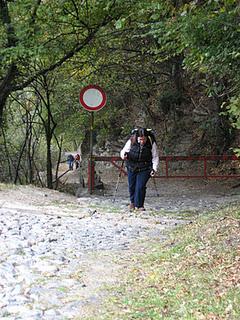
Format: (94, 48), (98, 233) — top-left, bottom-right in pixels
(88, 155), (240, 191)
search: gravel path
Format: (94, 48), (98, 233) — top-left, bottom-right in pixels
(0, 180), (239, 319)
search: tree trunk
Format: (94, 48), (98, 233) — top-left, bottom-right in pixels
(46, 131), (53, 189)
(54, 135), (63, 190)
(1, 126), (13, 181)
(172, 56), (184, 94)
(0, 0), (18, 129)
(45, 90), (54, 189)
(0, 65), (18, 128)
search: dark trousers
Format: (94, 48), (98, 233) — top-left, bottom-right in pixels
(127, 168), (151, 208)
(67, 160), (74, 170)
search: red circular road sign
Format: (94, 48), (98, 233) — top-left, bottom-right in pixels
(79, 84), (107, 111)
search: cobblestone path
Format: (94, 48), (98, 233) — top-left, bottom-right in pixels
(0, 180), (239, 319)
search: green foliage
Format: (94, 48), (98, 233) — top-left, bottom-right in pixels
(141, 0), (240, 80)
(222, 95), (240, 155)
(0, 0), (134, 183)
(1, 0), (239, 183)
(140, 0), (240, 135)
(180, 1), (240, 79)
(0, 0), (128, 85)
(224, 96), (240, 130)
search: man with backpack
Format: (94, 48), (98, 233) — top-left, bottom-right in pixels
(120, 128), (159, 211)
(67, 154), (74, 170)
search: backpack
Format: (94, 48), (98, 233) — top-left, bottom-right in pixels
(130, 128), (156, 146)
(67, 154), (74, 161)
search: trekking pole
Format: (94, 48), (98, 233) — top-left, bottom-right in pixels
(151, 175), (160, 197)
(113, 160), (125, 202)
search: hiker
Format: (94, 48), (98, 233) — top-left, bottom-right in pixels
(75, 153), (81, 169)
(67, 154), (74, 170)
(120, 128), (159, 211)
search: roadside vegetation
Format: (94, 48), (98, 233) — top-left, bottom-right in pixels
(103, 204), (240, 319)
(0, 1), (239, 188)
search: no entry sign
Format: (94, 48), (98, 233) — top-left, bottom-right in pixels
(79, 84), (107, 111)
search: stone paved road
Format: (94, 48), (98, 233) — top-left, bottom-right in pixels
(0, 181), (239, 319)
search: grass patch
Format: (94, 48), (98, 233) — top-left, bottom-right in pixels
(0, 182), (17, 191)
(104, 204), (240, 319)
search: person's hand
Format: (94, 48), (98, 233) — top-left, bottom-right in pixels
(150, 169), (155, 177)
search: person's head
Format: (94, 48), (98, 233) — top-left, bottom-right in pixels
(137, 128), (148, 145)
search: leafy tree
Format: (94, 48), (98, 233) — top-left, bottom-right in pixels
(139, 0), (240, 151)
(0, 0), (129, 129)
(179, 0), (240, 150)
(1, 0), (239, 186)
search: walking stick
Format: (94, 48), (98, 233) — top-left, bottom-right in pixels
(151, 175), (160, 197)
(113, 160), (125, 202)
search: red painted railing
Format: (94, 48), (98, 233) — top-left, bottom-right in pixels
(88, 155), (240, 191)
(159, 155), (240, 179)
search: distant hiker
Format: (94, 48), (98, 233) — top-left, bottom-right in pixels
(67, 154), (74, 170)
(75, 153), (81, 169)
(120, 128), (159, 211)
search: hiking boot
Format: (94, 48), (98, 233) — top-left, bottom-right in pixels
(129, 203), (135, 211)
(136, 207), (145, 211)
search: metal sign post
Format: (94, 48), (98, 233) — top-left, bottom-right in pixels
(79, 85), (107, 194)
(89, 112), (94, 194)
